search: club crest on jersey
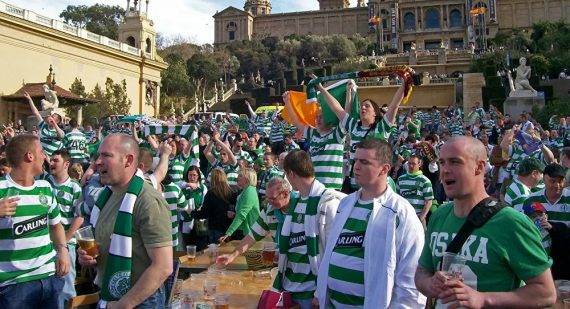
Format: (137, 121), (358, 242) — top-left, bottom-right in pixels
(336, 232), (365, 248)
(13, 215), (48, 237)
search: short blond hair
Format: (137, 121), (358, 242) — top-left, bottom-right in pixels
(238, 167), (257, 186)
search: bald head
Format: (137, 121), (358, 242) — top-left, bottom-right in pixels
(105, 134), (140, 162)
(442, 136), (487, 163)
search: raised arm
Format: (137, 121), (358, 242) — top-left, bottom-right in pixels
(204, 137), (216, 164)
(540, 144), (555, 164)
(132, 122), (142, 144)
(245, 100), (256, 120)
(283, 91), (307, 132)
(385, 83), (405, 125)
(152, 141), (173, 186)
(344, 80), (356, 114)
(313, 75), (347, 121)
(214, 133), (237, 166)
(52, 120), (65, 138)
(24, 92), (43, 122)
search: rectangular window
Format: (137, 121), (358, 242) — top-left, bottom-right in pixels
(229, 31), (235, 41)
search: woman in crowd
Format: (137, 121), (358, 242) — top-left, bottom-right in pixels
(192, 168), (238, 247)
(219, 168), (260, 242)
(180, 165), (208, 248)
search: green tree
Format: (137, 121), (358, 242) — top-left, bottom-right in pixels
(82, 78), (131, 120)
(529, 54), (550, 77)
(325, 35), (357, 61)
(59, 4), (125, 40)
(65, 78), (88, 119)
(162, 54), (191, 97)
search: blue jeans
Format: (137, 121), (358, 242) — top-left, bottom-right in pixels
(59, 244), (77, 308)
(293, 297), (314, 309)
(137, 285), (165, 309)
(0, 275), (64, 309)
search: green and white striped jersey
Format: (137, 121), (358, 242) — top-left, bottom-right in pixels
(396, 172), (434, 214)
(449, 122), (464, 136)
(270, 121), (285, 144)
(523, 188), (570, 225)
(504, 178), (544, 212)
(162, 182), (188, 247)
(304, 126), (345, 190)
(327, 199), (374, 308)
(47, 176), (83, 245)
(254, 115), (272, 136)
(62, 129), (88, 161)
(38, 121), (62, 157)
(506, 144), (526, 176)
(249, 206), (280, 242)
(341, 114), (394, 188)
(234, 149), (253, 164)
(282, 195), (319, 299)
(209, 160), (239, 186)
(0, 175), (61, 287)
(258, 166), (284, 196)
(168, 154), (189, 183)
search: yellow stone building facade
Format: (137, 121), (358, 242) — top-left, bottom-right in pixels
(214, 0), (569, 52)
(0, 0), (167, 124)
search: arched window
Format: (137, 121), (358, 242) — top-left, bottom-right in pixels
(425, 8), (440, 29)
(403, 12), (415, 30)
(126, 36), (136, 47)
(449, 9), (462, 28)
(227, 22), (237, 41)
(145, 38), (152, 53)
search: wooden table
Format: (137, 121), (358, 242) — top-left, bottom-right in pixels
(172, 241), (276, 308)
(177, 270), (273, 308)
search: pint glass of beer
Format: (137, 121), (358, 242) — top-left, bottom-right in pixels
(75, 226), (99, 258)
(262, 242), (277, 264)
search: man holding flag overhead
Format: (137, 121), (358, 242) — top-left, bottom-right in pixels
(78, 134), (173, 308)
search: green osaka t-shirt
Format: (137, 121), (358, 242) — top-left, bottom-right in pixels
(419, 203), (551, 294)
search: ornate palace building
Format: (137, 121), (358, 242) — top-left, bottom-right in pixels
(214, 0), (570, 52)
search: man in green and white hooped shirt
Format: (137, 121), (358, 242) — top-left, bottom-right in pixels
(282, 91), (346, 191)
(504, 157), (545, 212)
(272, 150), (344, 309)
(415, 137), (556, 308)
(397, 155), (434, 228)
(232, 138), (254, 165)
(25, 92), (64, 157)
(216, 177), (296, 266)
(317, 78), (405, 193)
(316, 139), (426, 308)
(204, 132), (239, 186)
(523, 163), (570, 228)
(258, 153), (284, 198)
(77, 134), (173, 308)
(48, 149), (84, 307)
(0, 134), (70, 308)
(161, 177), (189, 248)
(62, 118), (88, 164)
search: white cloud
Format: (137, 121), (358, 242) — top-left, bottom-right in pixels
(5, 0), (358, 44)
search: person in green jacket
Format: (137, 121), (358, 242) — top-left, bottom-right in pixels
(219, 167), (260, 242)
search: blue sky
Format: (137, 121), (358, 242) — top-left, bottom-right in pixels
(6, 0), (358, 44)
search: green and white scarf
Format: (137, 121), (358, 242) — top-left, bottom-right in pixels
(272, 180), (325, 291)
(143, 124), (195, 138)
(90, 169), (145, 306)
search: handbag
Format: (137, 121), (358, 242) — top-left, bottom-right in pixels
(257, 290), (298, 309)
(194, 218), (209, 236)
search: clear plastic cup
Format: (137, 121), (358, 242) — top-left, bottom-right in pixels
(214, 293), (230, 309)
(441, 252), (467, 280)
(186, 245), (197, 260)
(203, 279), (217, 300)
(75, 226), (99, 258)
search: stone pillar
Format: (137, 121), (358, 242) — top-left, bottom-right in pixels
(462, 73), (485, 111)
(155, 84), (161, 117)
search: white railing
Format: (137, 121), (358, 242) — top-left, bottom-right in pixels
(0, 0), (143, 58)
(183, 84), (238, 117)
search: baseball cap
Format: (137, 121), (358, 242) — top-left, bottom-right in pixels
(523, 201), (546, 216)
(517, 157), (545, 176)
(544, 163), (567, 178)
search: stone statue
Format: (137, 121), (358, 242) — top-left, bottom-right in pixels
(507, 57), (538, 96)
(41, 84), (59, 111)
